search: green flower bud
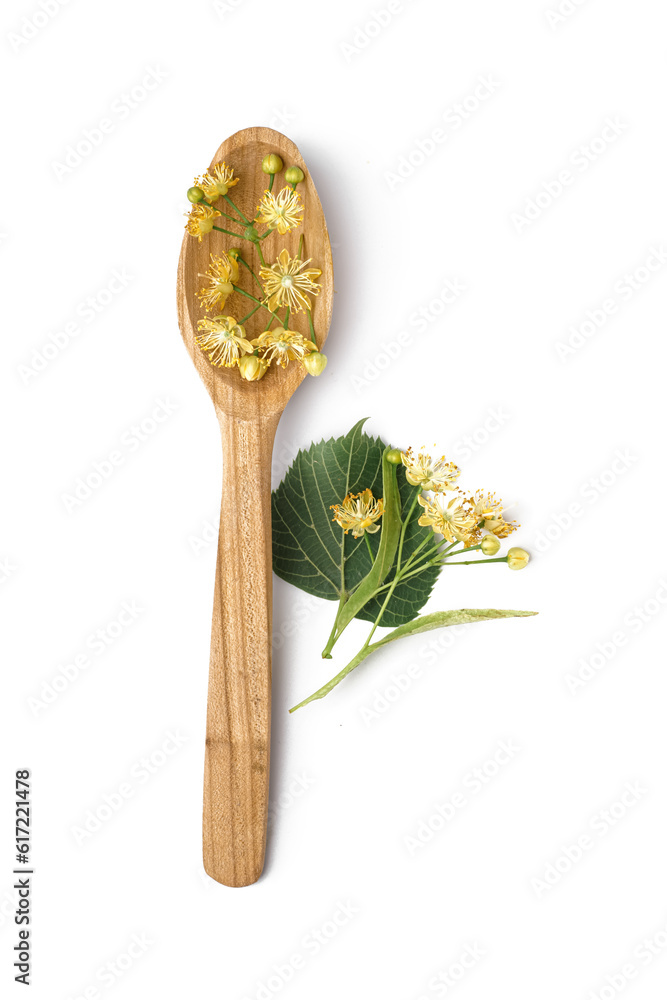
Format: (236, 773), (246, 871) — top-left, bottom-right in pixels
(480, 534), (501, 556)
(385, 448), (403, 465)
(244, 225), (259, 242)
(302, 351), (328, 376)
(284, 166), (305, 184)
(262, 153), (284, 174)
(227, 247), (241, 259)
(187, 186), (205, 203)
(507, 547), (530, 571)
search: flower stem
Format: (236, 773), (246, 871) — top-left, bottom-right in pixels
(396, 489), (421, 572)
(364, 533), (443, 601)
(236, 255), (264, 292)
(203, 199), (245, 226)
(307, 308), (317, 344)
(237, 303), (262, 324)
(322, 534), (426, 654)
(212, 224), (245, 239)
(443, 543), (482, 559)
(322, 590), (348, 659)
(442, 556), (509, 566)
(371, 558), (440, 596)
(350, 523), (426, 657)
(223, 194), (250, 225)
(439, 540), (460, 556)
(362, 556), (406, 648)
(364, 535), (374, 563)
(234, 286), (282, 325)
(396, 532), (432, 575)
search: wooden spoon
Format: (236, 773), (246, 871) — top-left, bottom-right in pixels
(176, 127), (334, 887)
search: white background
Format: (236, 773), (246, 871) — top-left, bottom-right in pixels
(2, 0), (667, 997)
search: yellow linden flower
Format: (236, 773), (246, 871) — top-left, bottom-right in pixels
(196, 162), (239, 200)
(417, 493), (476, 544)
(484, 513), (520, 539)
(195, 316), (253, 367)
(401, 448), (460, 491)
(259, 249), (321, 314)
(197, 252), (239, 312)
(185, 204), (221, 241)
(331, 489), (384, 538)
(470, 490), (504, 520)
(256, 186), (304, 235)
(254, 328), (314, 369)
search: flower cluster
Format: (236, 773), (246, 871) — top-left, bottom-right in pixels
(184, 154), (327, 380)
(401, 447), (521, 556)
(330, 444), (529, 571)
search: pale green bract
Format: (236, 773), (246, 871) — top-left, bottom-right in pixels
(289, 609), (537, 712)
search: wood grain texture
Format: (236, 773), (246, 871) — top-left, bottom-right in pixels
(177, 127), (333, 887)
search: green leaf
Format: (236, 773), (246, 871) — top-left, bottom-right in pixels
(271, 418), (380, 601)
(271, 422), (439, 624)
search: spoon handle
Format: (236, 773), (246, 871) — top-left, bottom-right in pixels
(203, 409), (280, 887)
